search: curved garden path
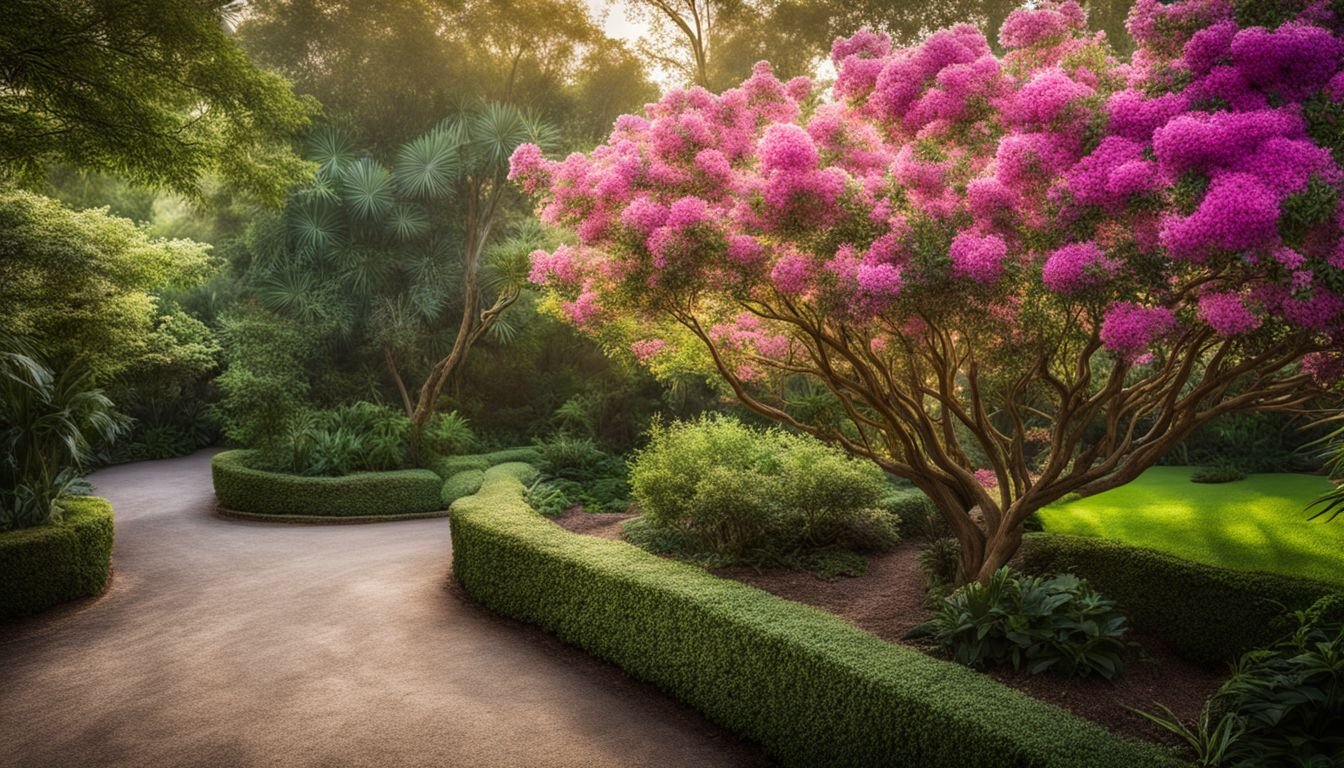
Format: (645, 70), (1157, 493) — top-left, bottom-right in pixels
(0, 451), (765, 768)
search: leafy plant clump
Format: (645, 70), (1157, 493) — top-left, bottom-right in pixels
(1, 341), (125, 532)
(257, 402), (412, 477)
(526, 435), (631, 515)
(1136, 595), (1344, 767)
(1190, 464), (1247, 484)
(627, 415), (900, 568)
(909, 568), (1132, 680)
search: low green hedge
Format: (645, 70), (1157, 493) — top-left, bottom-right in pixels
(441, 469), (486, 507)
(1, 496), (114, 619)
(212, 450), (442, 517)
(429, 447), (541, 480)
(1019, 533), (1340, 665)
(450, 470), (1179, 768)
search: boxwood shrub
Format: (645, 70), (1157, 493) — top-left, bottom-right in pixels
(212, 450), (442, 517)
(429, 446), (541, 480)
(1019, 533), (1339, 665)
(441, 469), (486, 507)
(1, 496), (114, 619)
(450, 470), (1179, 768)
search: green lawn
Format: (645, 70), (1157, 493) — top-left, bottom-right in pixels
(1039, 466), (1344, 587)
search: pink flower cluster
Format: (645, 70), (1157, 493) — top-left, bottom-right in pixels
(1042, 242), (1119, 294)
(510, 0), (1344, 380)
(1100, 303), (1176, 359)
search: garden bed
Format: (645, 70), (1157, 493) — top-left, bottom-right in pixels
(211, 449), (443, 519)
(552, 514), (1222, 748)
(1, 496), (115, 620)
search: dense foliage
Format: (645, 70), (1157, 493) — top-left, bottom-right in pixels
(0, 190), (214, 379)
(0, 0), (313, 201)
(912, 568), (1132, 679)
(451, 466), (1178, 768)
(1139, 596), (1344, 767)
(0, 343), (123, 532)
(627, 416), (899, 564)
(514, 0), (1344, 582)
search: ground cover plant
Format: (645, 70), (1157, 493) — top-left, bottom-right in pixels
(513, 0), (1344, 584)
(1039, 467), (1344, 586)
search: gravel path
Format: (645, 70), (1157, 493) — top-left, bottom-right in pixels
(0, 451), (764, 768)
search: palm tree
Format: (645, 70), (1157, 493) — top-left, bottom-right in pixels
(250, 102), (558, 456)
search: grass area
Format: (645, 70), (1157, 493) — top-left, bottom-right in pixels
(1039, 467), (1343, 587)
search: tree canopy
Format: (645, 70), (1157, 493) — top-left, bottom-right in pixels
(0, 0), (315, 203)
(513, 0), (1344, 582)
(0, 189), (214, 378)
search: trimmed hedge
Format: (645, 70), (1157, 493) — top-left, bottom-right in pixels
(429, 447), (541, 480)
(1, 496), (114, 619)
(441, 469), (486, 507)
(1019, 533), (1340, 665)
(450, 470), (1179, 768)
(212, 450), (442, 517)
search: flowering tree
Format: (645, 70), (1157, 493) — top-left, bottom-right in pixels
(510, 0), (1344, 583)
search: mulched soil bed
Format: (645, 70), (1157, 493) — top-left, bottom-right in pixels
(550, 513), (1225, 749)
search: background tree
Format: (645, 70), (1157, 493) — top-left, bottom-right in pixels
(0, 0), (314, 202)
(0, 189), (214, 379)
(514, 0), (1344, 583)
(236, 104), (556, 452)
(237, 0), (467, 150)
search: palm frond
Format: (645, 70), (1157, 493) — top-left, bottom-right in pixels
(308, 126), (357, 179)
(386, 202), (431, 240)
(287, 201), (344, 254)
(341, 157), (395, 220)
(394, 128), (460, 200)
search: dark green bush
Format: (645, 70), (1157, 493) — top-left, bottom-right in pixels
(1, 496), (114, 619)
(257, 402), (411, 476)
(1019, 533), (1340, 665)
(420, 410), (477, 456)
(1189, 464), (1246, 484)
(919, 536), (963, 604)
(449, 471), (1178, 768)
(211, 449), (441, 517)
(534, 434), (616, 480)
(629, 416), (899, 564)
(1139, 595), (1344, 767)
(913, 568), (1131, 680)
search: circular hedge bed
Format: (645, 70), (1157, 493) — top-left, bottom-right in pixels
(211, 450), (444, 520)
(1, 496), (115, 620)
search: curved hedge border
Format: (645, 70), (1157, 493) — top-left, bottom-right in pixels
(450, 468), (1179, 768)
(1, 496), (114, 619)
(1020, 533), (1340, 665)
(212, 450), (442, 518)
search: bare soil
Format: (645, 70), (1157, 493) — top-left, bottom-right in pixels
(550, 514), (1224, 749)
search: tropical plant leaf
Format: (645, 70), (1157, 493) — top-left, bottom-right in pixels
(386, 202), (431, 240)
(341, 157), (395, 220)
(394, 127), (460, 199)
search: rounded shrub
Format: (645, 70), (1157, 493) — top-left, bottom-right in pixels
(1, 496), (114, 619)
(212, 450), (442, 518)
(1189, 463), (1247, 484)
(628, 416), (899, 563)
